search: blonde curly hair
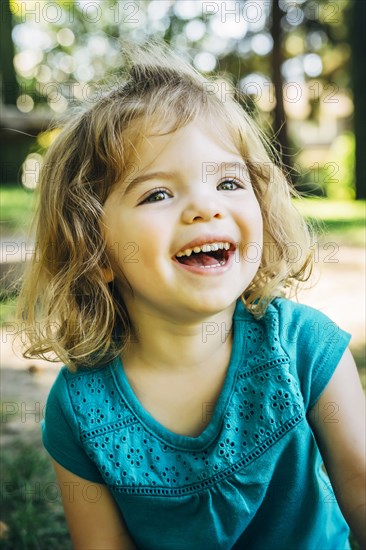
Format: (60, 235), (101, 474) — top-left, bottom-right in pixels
(16, 43), (313, 370)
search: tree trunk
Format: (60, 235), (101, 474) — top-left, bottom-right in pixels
(351, 0), (366, 199)
(270, 0), (290, 166)
(0, 0), (19, 105)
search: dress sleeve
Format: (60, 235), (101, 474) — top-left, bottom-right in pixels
(42, 368), (105, 483)
(274, 299), (352, 411)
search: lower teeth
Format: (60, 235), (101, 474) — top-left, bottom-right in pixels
(199, 260), (226, 269)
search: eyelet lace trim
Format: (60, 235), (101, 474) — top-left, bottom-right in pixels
(66, 309), (305, 496)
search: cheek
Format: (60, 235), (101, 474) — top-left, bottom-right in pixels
(110, 224), (166, 275)
(237, 201), (263, 238)
(102, 205), (171, 278)
(104, 213), (144, 251)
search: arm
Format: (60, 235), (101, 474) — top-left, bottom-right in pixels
(308, 347), (366, 548)
(51, 458), (137, 550)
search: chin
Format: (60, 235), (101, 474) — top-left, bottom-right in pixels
(183, 292), (239, 317)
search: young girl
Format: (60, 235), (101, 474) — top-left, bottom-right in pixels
(17, 45), (365, 550)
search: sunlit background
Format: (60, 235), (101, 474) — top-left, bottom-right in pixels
(1, 0), (362, 201)
(0, 1), (365, 547)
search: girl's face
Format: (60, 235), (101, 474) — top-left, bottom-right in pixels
(102, 120), (263, 321)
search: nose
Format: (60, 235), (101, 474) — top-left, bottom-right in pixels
(181, 193), (224, 224)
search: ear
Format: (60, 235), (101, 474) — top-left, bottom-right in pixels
(102, 266), (115, 283)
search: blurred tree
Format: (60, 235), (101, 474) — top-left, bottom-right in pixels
(270, 0), (289, 164)
(350, 0), (366, 199)
(5, 0), (361, 198)
(0, 0), (18, 104)
(1, 0), (32, 184)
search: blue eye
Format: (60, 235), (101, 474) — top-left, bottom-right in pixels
(217, 179), (243, 191)
(140, 188), (171, 204)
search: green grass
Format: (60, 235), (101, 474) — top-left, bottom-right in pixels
(1, 184), (36, 234)
(0, 440), (71, 549)
(0, 298), (17, 325)
(294, 198), (366, 247)
(294, 198), (365, 220)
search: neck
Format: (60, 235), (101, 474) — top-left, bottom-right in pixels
(121, 303), (236, 375)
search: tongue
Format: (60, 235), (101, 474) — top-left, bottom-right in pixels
(179, 252), (221, 267)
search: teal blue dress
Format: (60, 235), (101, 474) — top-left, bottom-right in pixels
(42, 298), (352, 549)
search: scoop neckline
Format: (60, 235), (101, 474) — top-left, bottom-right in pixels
(112, 301), (247, 450)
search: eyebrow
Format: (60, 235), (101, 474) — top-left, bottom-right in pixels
(122, 161), (249, 196)
(122, 171), (178, 196)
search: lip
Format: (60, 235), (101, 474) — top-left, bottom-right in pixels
(173, 235), (237, 257)
(172, 250), (235, 275)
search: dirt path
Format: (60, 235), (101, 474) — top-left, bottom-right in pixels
(1, 244), (364, 446)
(298, 244), (365, 347)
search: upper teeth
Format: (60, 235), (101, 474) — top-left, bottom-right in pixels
(176, 242), (231, 257)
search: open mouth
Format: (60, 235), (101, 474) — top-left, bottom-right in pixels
(174, 242), (235, 269)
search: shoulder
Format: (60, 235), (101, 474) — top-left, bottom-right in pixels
(233, 296), (345, 350)
(272, 298), (351, 410)
(43, 362), (118, 483)
(269, 297), (351, 356)
(44, 359), (120, 434)
(234, 296), (326, 326)
(234, 298), (351, 410)
(270, 296), (334, 326)
(234, 296), (351, 348)
(45, 366), (74, 417)
(48, 360), (117, 400)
